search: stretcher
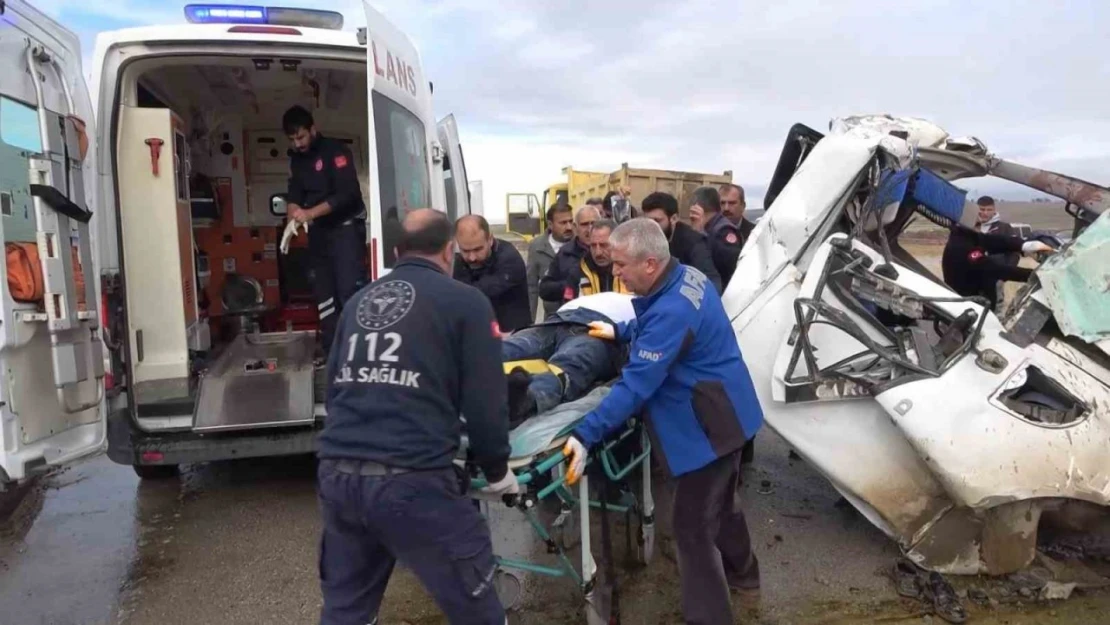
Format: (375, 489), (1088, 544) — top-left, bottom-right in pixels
(458, 386), (655, 624)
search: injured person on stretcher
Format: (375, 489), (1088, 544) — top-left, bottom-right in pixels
(502, 292), (636, 427)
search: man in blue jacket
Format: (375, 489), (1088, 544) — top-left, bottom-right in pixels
(563, 218), (763, 625)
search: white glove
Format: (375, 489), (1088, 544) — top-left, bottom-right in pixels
(563, 436), (588, 485)
(280, 219), (308, 255)
(1021, 241), (1052, 255)
(481, 469), (520, 496)
(587, 321), (615, 341)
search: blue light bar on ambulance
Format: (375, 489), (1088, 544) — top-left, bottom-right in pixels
(184, 5), (344, 30)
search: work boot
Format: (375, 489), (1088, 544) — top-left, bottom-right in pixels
(506, 367), (536, 428)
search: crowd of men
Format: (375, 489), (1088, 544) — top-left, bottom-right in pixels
(288, 103), (1050, 625)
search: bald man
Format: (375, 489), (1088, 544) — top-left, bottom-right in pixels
(453, 214), (532, 333)
(318, 208), (516, 625)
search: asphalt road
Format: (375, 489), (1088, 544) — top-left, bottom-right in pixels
(3, 427), (1106, 625)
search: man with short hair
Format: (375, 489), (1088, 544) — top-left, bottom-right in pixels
(641, 191), (722, 293)
(688, 185), (743, 288)
(573, 219), (632, 297)
(973, 196), (1020, 308)
(539, 204), (599, 306)
(562, 218), (763, 625)
(720, 183), (756, 246)
(283, 105), (367, 360)
(317, 208), (516, 625)
(527, 204), (575, 319)
(453, 214), (531, 333)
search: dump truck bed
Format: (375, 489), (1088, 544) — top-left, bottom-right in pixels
(565, 163), (733, 217)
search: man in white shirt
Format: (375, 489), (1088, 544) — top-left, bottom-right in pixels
(502, 292), (636, 425)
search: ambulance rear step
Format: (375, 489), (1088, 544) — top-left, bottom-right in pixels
(192, 330), (316, 432)
(20, 42), (104, 413)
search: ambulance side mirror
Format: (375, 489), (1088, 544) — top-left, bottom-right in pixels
(270, 194), (288, 216)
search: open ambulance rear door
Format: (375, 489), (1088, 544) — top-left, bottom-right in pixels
(0, 0), (106, 483)
(437, 113), (470, 221)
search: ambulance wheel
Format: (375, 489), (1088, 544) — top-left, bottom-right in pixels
(133, 464), (179, 480)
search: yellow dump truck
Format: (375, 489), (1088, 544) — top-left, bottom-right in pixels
(505, 164), (733, 237)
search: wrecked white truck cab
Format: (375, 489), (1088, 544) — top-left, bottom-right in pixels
(726, 115), (1109, 575)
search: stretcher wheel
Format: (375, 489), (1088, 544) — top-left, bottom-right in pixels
(636, 522), (655, 565)
(553, 505), (579, 551)
(494, 569), (523, 612)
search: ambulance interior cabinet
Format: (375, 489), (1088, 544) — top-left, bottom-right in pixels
(117, 106), (207, 400)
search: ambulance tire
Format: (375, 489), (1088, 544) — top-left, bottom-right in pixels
(133, 464), (179, 480)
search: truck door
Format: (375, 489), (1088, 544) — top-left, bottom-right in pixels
(505, 193), (543, 237)
(437, 114), (470, 221)
(0, 0), (106, 483)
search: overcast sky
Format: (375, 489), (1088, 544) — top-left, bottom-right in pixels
(41, 0), (1110, 221)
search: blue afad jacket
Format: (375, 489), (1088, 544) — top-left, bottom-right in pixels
(572, 261), (763, 477)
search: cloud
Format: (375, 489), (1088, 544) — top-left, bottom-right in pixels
(51, 0), (1110, 220)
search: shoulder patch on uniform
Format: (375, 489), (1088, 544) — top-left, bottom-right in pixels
(356, 280), (416, 330)
(968, 249), (984, 262)
(725, 232), (738, 244)
(334, 154), (349, 169)
(314, 159), (324, 172)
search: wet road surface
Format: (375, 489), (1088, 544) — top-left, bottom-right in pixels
(2, 429), (1107, 624)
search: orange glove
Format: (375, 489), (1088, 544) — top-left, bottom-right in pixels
(563, 436), (588, 485)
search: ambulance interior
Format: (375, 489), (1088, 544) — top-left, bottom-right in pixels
(115, 56), (378, 432)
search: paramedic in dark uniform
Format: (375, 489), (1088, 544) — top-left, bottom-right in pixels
(688, 185), (743, 287)
(941, 224), (1053, 310)
(283, 105), (367, 361)
(315, 208), (518, 625)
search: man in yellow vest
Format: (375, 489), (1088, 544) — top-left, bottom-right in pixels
(573, 219), (633, 298)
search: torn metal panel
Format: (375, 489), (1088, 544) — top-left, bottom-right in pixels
(990, 158), (1110, 215)
(735, 243), (954, 551)
(1035, 211), (1110, 344)
(724, 134), (878, 314)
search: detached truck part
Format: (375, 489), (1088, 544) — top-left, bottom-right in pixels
(506, 163), (733, 237)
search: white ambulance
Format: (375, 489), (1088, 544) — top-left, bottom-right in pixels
(0, 1), (471, 482)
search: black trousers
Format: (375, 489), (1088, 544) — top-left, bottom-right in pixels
(309, 220), (367, 353)
(317, 460), (506, 625)
(673, 449), (760, 624)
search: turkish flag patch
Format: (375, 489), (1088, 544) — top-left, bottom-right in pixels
(491, 321), (502, 338)
(564, 286), (575, 300)
(725, 232), (739, 244)
(968, 250), (985, 262)
(314, 159), (323, 172)
(334, 154), (349, 169)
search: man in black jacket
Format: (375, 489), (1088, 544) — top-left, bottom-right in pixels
(641, 191), (723, 293)
(941, 225), (1053, 310)
(539, 204), (599, 306)
(972, 196), (1020, 309)
(720, 183), (756, 247)
(688, 186), (744, 288)
(453, 215), (531, 333)
(283, 105), (367, 358)
(317, 209), (516, 625)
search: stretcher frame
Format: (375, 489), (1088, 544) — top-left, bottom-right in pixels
(467, 414), (655, 625)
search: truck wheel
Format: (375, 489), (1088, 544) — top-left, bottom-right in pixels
(133, 464), (179, 480)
